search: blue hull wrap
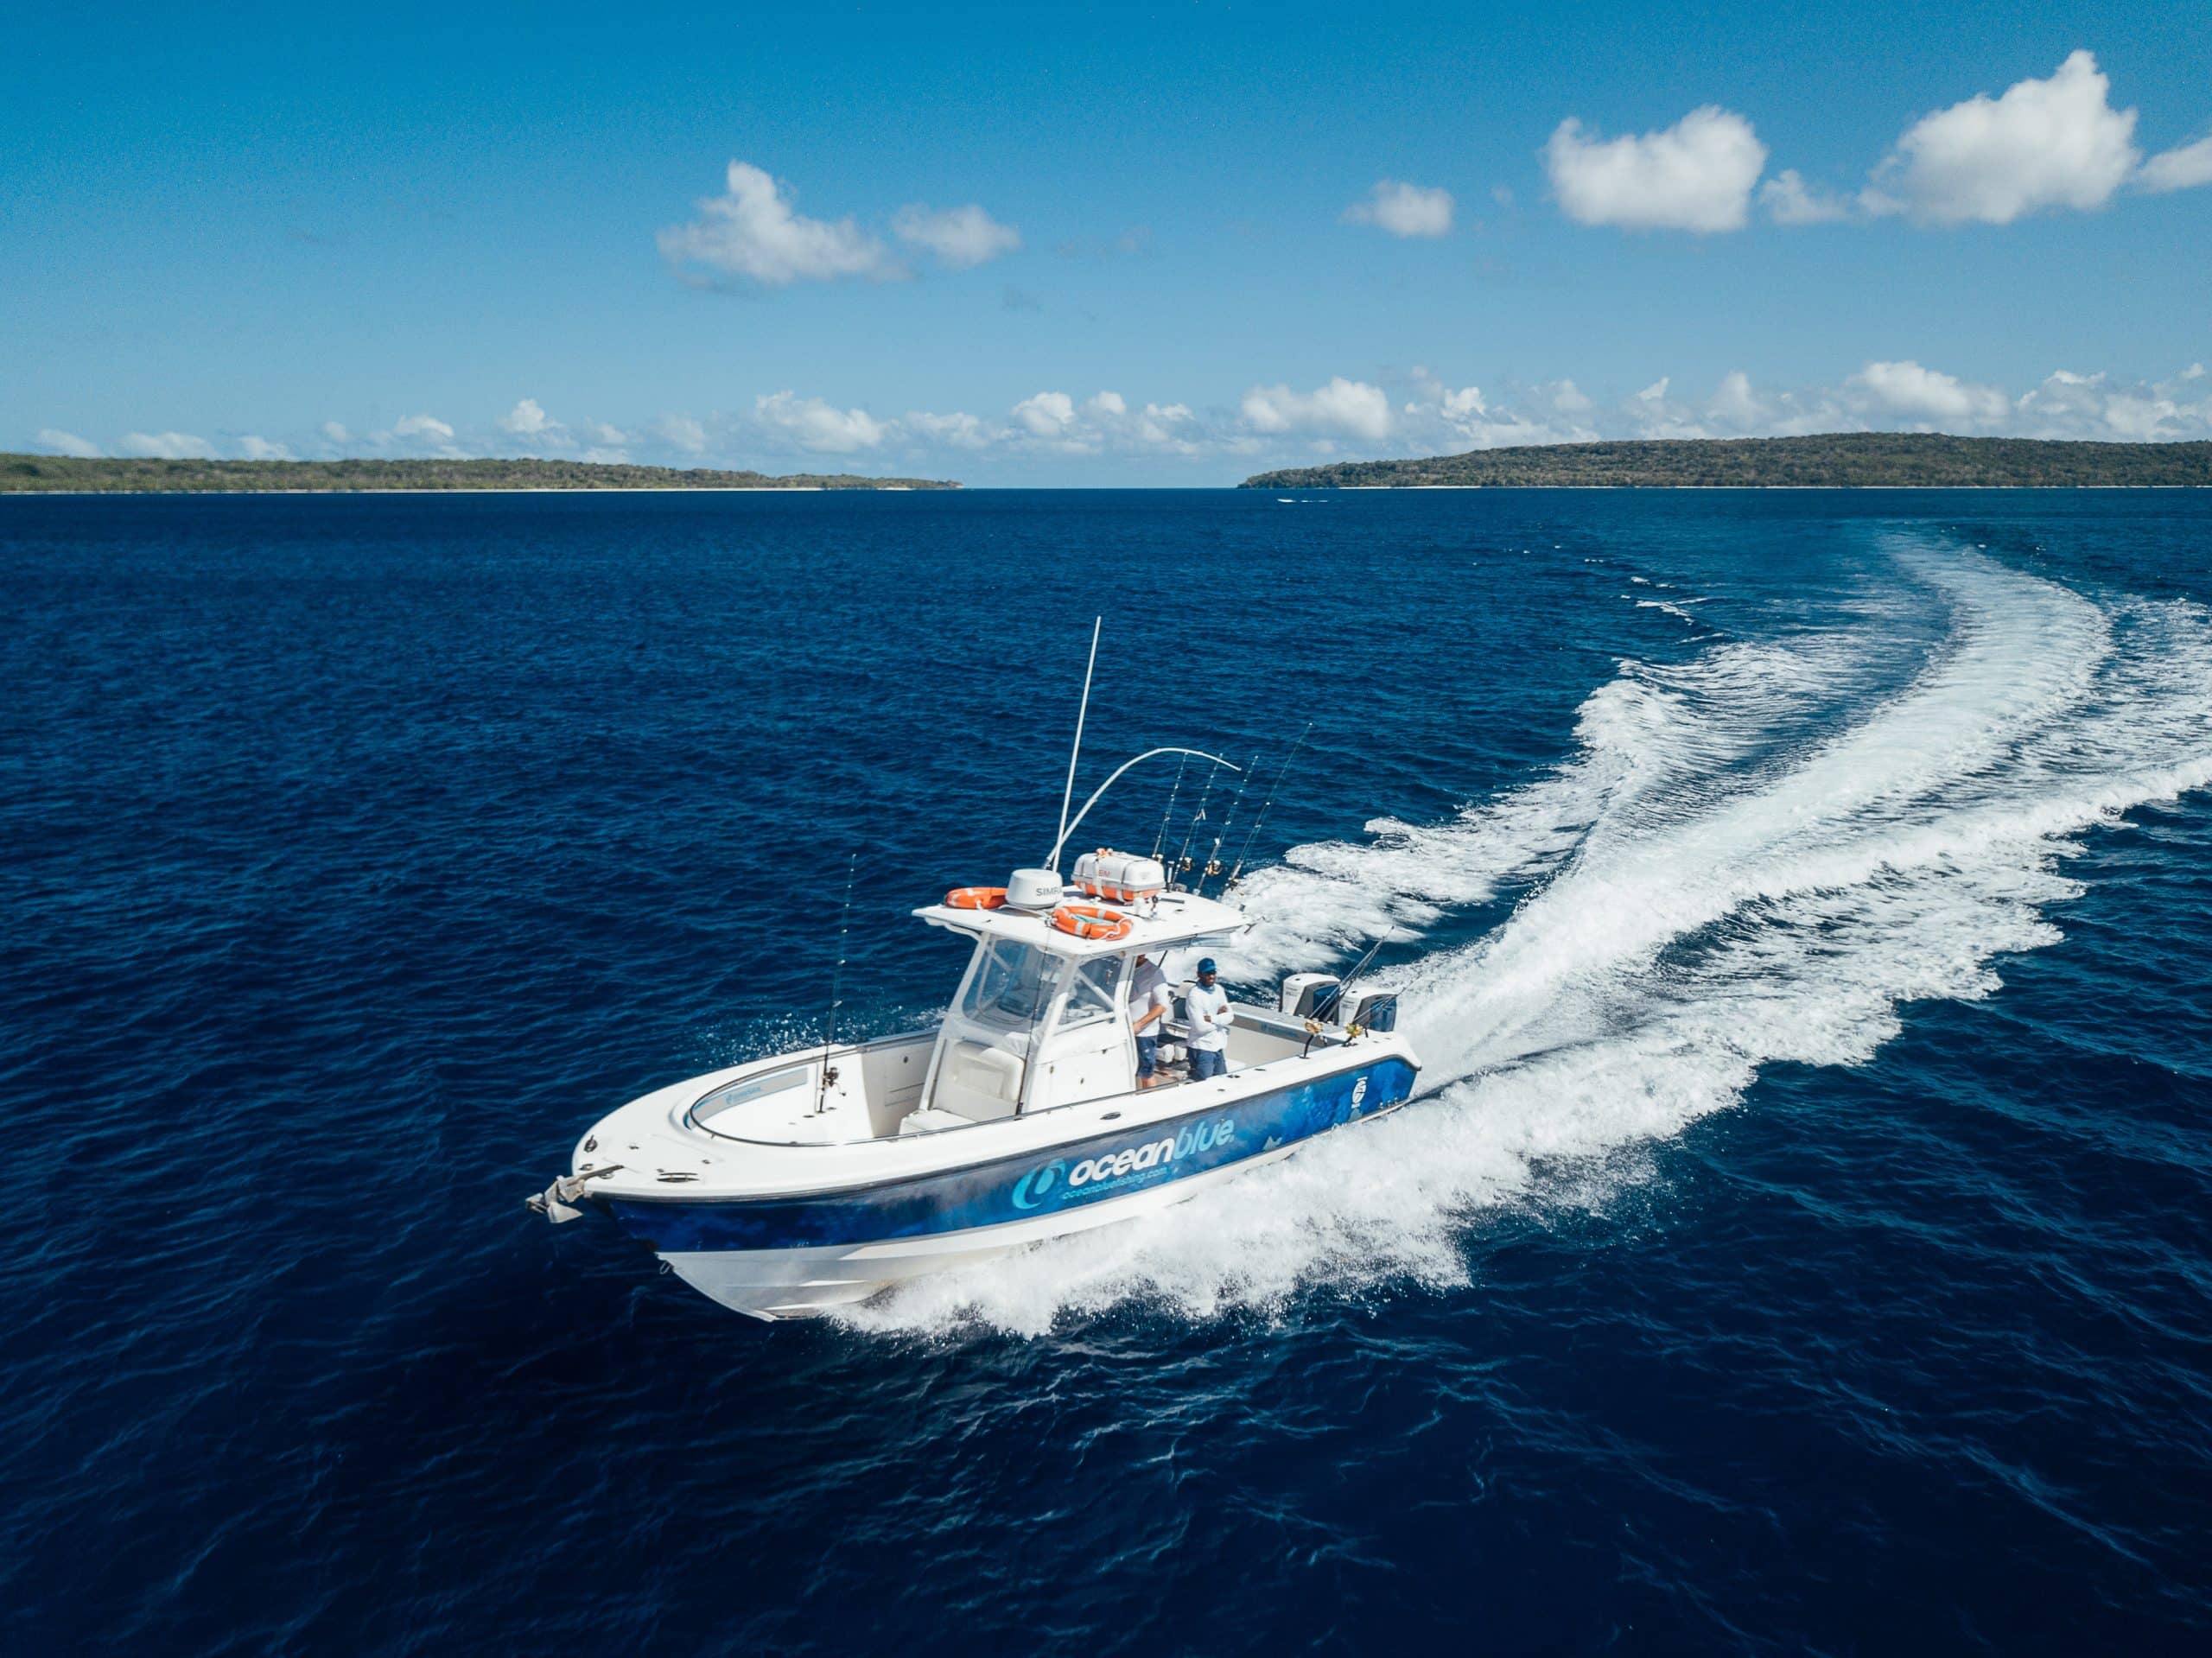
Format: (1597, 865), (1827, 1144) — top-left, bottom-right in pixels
(608, 1056), (1418, 1253)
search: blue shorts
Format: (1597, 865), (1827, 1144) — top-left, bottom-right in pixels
(1190, 1047), (1227, 1081)
(1135, 1034), (1159, 1077)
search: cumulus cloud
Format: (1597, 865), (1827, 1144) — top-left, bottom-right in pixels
(1707, 370), (1771, 429)
(658, 161), (897, 286)
(2138, 133), (2212, 194)
(499, 397), (557, 435)
(238, 435), (293, 461)
(1012, 391), (1077, 438)
(905, 410), (1001, 450)
(35, 428), (101, 457)
(892, 202), (1021, 268)
(1343, 179), (1455, 238)
(1761, 168), (1852, 225)
(1849, 359), (2011, 425)
(656, 416), (708, 454)
(391, 413), (454, 441)
(754, 391), (886, 453)
(320, 421), (352, 444)
(1240, 378), (1394, 441)
(1862, 51), (2139, 225)
(1544, 105), (1767, 232)
(121, 430), (219, 460)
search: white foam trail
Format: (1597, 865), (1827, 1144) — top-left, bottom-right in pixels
(845, 542), (2212, 1337)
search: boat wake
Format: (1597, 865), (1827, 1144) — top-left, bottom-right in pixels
(844, 537), (2212, 1337)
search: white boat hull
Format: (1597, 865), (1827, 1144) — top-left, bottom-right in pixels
(659, 1138), (1312, 1319)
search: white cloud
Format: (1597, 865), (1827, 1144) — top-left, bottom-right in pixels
(238, 435), (293, 461)
(1013, 391), (1077, 437)
(1544, 105), (1767, 232)
(1087, 391), (1127, 417)
(1850, 359), (2011, 425)
(35, 428), (101, 457)
(391, 413), (454, 441)
(1239, 378), (1394, 441)
(499, 397), (557, 435)
(2011, 365), (2212, 441)
(754, 391), (886, 452)
(1543, 378), (1594, 413)
(656, 416), (708, 454)
(658, 161), (897, 286)
(1761, 168), (1852, 225)
(121, 430), (219, 460)
(1636, 377), (1670, 403)
(1439, 384), (1487, 419)
(320, 421), (352, 443)
(892, 202), (1021, 268)
(2138, 133), (2212, 194)
(1343, 179), (1455, 238)
(1862, 51), (2139, 225)
(581, 420), (629, 446)
(906, 410), (1000, 450)
(1707, 370), (1771, 429)
(1136, 402), (1196, 446)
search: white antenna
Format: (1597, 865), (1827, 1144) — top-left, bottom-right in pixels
(1051, 617), (1102, 872)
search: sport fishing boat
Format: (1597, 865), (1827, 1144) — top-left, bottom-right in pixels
(528, 854), (1417, 1319)
(526, 627), (1421, 1320)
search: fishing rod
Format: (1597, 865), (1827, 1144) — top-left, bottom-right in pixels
(813, 851), (858, 1115)
(1193, 753), (1261, 897)
(1313, 928), (1397, 1024)
(1225, 721), (1313, 887)
(1172, 758), (1223, 887)
(1150, 750), (1192, 861)
(1302, 927), (1399, 1053)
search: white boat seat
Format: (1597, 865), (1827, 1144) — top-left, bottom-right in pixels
(897, 1107), (971, 1136)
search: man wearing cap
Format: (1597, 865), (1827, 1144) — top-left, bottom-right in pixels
(1183, 957), (1234, 1082)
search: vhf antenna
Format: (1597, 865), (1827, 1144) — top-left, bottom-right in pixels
(1049, 618), (1103, 873)
(814, 851), (857, 1115)
(1226, 721), (1313, 888)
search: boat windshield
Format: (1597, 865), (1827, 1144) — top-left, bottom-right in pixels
(957, 939), (1065, 1032)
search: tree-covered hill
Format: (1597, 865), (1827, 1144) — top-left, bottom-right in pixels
(1242, 434), (2212, 490)
(0, 454), (960, 492)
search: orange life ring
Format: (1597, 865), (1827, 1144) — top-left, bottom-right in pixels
(944, 886), (1007, 911)
(1049, 902), (1134, 942)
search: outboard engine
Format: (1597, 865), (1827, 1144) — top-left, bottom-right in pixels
(1280, 973), (1344, 1021)
(1349, 990), (1399, 1032)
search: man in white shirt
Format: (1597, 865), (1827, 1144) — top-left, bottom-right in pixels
(1183, 956), (1234, 1081)
(1128, 953), (1173, 1089)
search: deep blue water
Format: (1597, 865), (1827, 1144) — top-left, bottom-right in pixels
(4, 489), (2210, 1655)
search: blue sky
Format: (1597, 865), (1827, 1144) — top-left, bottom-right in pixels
(5, 1), (2209, 483)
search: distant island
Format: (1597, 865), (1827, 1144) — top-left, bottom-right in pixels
(0, 454), (960, 493)
(1242, 434), (2212, 490)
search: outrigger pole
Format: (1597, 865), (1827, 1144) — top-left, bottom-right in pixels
(1050, 618), (1103, 873)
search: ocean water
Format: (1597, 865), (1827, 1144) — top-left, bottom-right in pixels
(4, 488), (2209, 1654)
